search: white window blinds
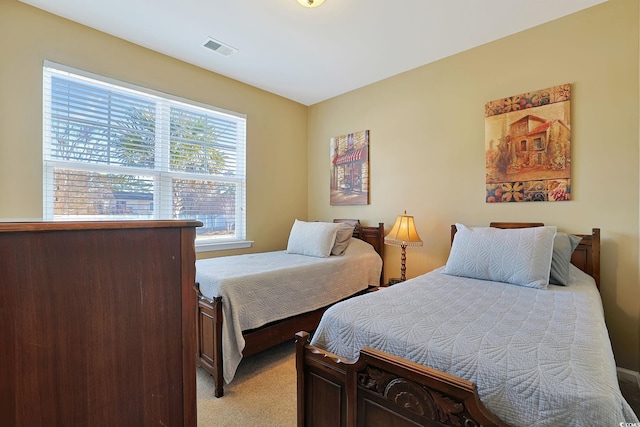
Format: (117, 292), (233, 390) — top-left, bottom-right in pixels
(43, 62), (247, 246)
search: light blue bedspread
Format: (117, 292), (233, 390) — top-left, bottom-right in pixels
(312, 266), (639, 427)
(197, 238), (382, 383)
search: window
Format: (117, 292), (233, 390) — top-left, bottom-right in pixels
(43, 62), (248, 250)
(533, 137), (545, 151)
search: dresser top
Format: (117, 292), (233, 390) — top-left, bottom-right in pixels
(0, 219), (202, 232)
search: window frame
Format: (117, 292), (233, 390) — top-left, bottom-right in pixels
(42, 61), (251, 252)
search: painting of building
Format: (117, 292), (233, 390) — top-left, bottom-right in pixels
(485, 84), (571, 202)
(330, 130), (369, 206)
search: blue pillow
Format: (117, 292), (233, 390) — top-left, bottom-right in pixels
(549, 232), (582, 286)
(444, 224), (557, 289)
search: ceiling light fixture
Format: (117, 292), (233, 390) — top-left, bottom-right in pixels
(297, 0), (325, 8)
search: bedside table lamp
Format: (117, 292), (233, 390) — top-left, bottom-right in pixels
(384, 211), (423, 282)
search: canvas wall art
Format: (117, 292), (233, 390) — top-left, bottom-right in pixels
(330, 130), (369, 206)
(485, 84), (571, 202)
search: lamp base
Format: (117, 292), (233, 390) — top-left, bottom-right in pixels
(388, 278), (403, 285)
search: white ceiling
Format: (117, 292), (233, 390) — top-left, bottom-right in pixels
(20, 0), (606, 106)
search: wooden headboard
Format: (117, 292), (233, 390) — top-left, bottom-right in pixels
(334, 219), (385, 286)
(450, 222), (601, 289)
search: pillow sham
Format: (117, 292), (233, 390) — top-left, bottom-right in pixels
(549, 232), (582, 286)
(286, 220), (341, 258)
(331, 223), (356, 256)
(443, 224), (557, 289)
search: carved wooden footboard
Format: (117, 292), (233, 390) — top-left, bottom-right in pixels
(194, 291), (224, 397)
(295, 331), (508, 427)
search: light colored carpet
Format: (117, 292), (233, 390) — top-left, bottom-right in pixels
(197, 340), (297, 427)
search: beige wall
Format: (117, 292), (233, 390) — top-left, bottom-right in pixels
(308, 0), (640, 370)
(0, 0), (308, 255)
(2, 0), (639, 371)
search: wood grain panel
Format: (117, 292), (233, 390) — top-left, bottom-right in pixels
(0, 221), (199, 427)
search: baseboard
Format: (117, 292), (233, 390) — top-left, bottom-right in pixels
(617, 367), (640, 388)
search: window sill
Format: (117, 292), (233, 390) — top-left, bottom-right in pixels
(196, 240), (253, 253)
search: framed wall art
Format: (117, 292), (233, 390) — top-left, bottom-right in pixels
(485, 84), (571, 202)
(330, 129), (369, 206)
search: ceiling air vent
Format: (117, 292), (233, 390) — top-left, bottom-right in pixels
(203, 37), (238, 56)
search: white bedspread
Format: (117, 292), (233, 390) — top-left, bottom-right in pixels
(196, 238), (382, 383)
(311, 265), (639, 427)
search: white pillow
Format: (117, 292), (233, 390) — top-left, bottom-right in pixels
(331, 223), (356, 256)
(443, 224), (557, 289)
(286, 220), (341, 258)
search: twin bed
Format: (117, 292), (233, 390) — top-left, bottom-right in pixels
(194, 219), (385, 397)
(296, 222), (639, 427)
(195, 219), (637, 426)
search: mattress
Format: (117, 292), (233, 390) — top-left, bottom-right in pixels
(196, 237), (382, 383)
(311, 265), (639, 427)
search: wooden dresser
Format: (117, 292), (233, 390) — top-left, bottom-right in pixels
(0, 220), (201, 427)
